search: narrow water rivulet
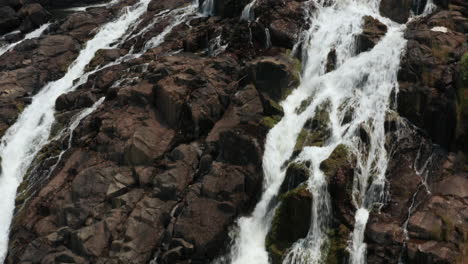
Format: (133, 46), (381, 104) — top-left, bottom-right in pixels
(0, 0), (152, 260)
(224, 0), (407, 263)
(0, 23), (50, 57)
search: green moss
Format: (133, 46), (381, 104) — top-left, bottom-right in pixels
(296, 95), (314, 114)
(261, 115), (282, 129)
(281, 88), (294, 102)
(279, 162), (310, 194)
(325, 225), (350, 264)
(266, 185), (312, 264)
(49, 121), (65, 140)
(283, 49), (302, 97)
(16, 102), (25, 113)
(14, 140), (63, 210)
(294, 129), (326, 152)
(267, 97), (285, 115)
(320, 144), (351, 180)
(294, 101), (332, 153)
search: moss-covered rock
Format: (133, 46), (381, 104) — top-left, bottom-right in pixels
(325, 224), (351, 264)
(15, 139), (63, 210)
(320, 144), (350, 181)
(294, 101), (332, 154)
(261, 115), (282, 129)
(295, 95), (314, 115)
(266, 185), (312, 264)
(263, 96), (285, 116)
(279, 162), (310, 194)
(249, 55), (300, 102)
(321, 144), (356, 228)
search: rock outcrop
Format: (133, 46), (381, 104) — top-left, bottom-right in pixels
(0, 0), (50, 34)
(2, 0), (305, 262)
(0, 0), (466, 264)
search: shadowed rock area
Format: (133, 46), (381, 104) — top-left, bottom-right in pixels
(0, 0), (466, 263)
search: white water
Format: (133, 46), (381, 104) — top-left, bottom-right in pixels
(143, 4), (197, 51)
(208, 34), (228, 56)
(241, 0), (257, 21)
(64, 3), (109, 11)
(225, 0), (407, 263)
(201, 0), (215, 16)
(0, 0), (152, 260)
(15, 97), (106, 214)
(265, 28), (272, 49)
(0, 23), (50, 57)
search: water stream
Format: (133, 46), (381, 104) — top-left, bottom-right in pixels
(0, 0), (152, 260)
(241, 0), (257, 21)
(224, 0), (407, 263)
(0, 23), (51, 57)
(201, 0), (215, 16)
(0, 0), (429, 262)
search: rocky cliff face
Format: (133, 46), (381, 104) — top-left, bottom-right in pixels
(0, 0), (466, 264)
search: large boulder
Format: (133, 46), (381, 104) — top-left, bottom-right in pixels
(18, 3), (50, 33)
(0, 6), (20, 34)
(379, 0), (413, 24)
(266, 186), (313, 264)
(249, 55), (300, 106)
(356, 16), (387, 53)
(293, 100), (332, 155)
(320, 144), (356, 227)
(397, 11), (466, 151)
(211, 0), (252, 18)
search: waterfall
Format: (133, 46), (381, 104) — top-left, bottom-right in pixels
(224, 0), (407, 263)
(265, 28), (272, 49)
(201, 0), (215, 16)
(241, 0), (257, 21)
(143, 4), (197, 51)
(208, 34), (228, 56)
(0, 0), (152, 261)
(0, 23), (50, 57)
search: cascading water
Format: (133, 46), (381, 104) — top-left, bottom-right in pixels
(265, 28), (272, 49)
(0, 0), (152, 261)
(143, 4), (198, 51)
(0, 23), (50, 57)
(201, 0), (215, 16)
(223, 0), (407, 263)
(208, 34), (228, 56)
(241, 0), (257, 21)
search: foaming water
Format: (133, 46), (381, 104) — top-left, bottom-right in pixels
(0, 23), (50, 57)
(201, 0), (214, 16)
(241, 0), (257, 21)
(0, 0), (151, 261)
(223, 0), (407, 263)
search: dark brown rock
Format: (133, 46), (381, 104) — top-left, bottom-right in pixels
(0, 6), (19, 34)
(266, 186), (312, 263)
(379, 0), (413, 24)
(18, 3), (50, 33)
(356, 16), (387, 53)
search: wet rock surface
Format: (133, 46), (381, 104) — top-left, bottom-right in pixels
(356, 16), (387, 53)
(0, 0), (466, 263)
(2, 0), (305, 262)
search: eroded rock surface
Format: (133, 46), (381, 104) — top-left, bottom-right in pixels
(0, 0), (466, 264)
